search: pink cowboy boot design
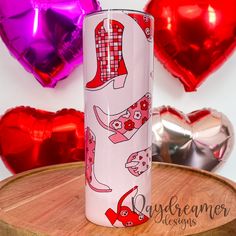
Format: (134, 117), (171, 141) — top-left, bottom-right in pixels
(86, 19), (128, 91)
(94, 93), (151, 144)
(128, 14), (153, 42)
(85, 127), (112, 192)
(105, 186), (149, 227)
(125, 147), (152, 177)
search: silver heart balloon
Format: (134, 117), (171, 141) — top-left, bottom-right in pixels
(152, 106), (234, 171)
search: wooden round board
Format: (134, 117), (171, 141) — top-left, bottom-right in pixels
(0, 162), (235, 236)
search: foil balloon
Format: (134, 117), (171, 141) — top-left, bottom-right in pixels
(152, 106), (234, 171)
(0, 0), (101, 87)
(145, 0), (236, 92)
(0, 107), (85, 173)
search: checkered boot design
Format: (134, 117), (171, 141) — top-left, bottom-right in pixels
(86, 19), (128, 91)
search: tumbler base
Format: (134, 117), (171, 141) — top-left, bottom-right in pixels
(85, 214), (117, 228)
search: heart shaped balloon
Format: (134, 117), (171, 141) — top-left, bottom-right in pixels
(152, 106), (234, 171)
(0, 107), (84, 173)
(0, 0), (100, 87)
(145, 0), (236, 91)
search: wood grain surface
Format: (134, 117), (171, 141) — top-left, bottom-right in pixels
(0, 162), (235, 236)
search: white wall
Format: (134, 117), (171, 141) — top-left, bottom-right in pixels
(0, 0), (235, 181)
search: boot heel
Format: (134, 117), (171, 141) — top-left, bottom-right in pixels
(113, 74), (127, 89)
(105, 208), (118, 225)
(109, 132), (128, 144)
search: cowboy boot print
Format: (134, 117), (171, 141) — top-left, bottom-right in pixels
(94, 93), (152, 144)
(128, 13), (153, 42)
(85, 127), (112, 192)
(125, 147), (152, 176)
(86, 18), (128, 91)
(105, 186), (149, 227)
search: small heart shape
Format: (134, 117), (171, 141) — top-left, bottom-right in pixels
(152, 106), (234, 171)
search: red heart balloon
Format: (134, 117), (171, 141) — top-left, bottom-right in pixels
(0, 107), (84, 173)
(145, 0), (236, 91)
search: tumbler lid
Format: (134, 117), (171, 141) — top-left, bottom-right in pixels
(85, 9), (154, 20)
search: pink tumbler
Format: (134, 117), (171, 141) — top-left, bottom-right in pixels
(83, 9), (154, 227)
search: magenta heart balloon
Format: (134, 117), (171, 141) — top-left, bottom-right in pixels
(0, 0), (100, 87)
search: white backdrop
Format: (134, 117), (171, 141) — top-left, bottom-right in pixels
(0, 0), (235, 181)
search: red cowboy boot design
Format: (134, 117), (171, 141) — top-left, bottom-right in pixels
(86, 19), (128, 91)
(94, 93), (152, 144)
(85, 127), (112, 192)
(105, 186), (149, 227)
(128, 14), (153, 42)
(125, 147), (152, 177)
